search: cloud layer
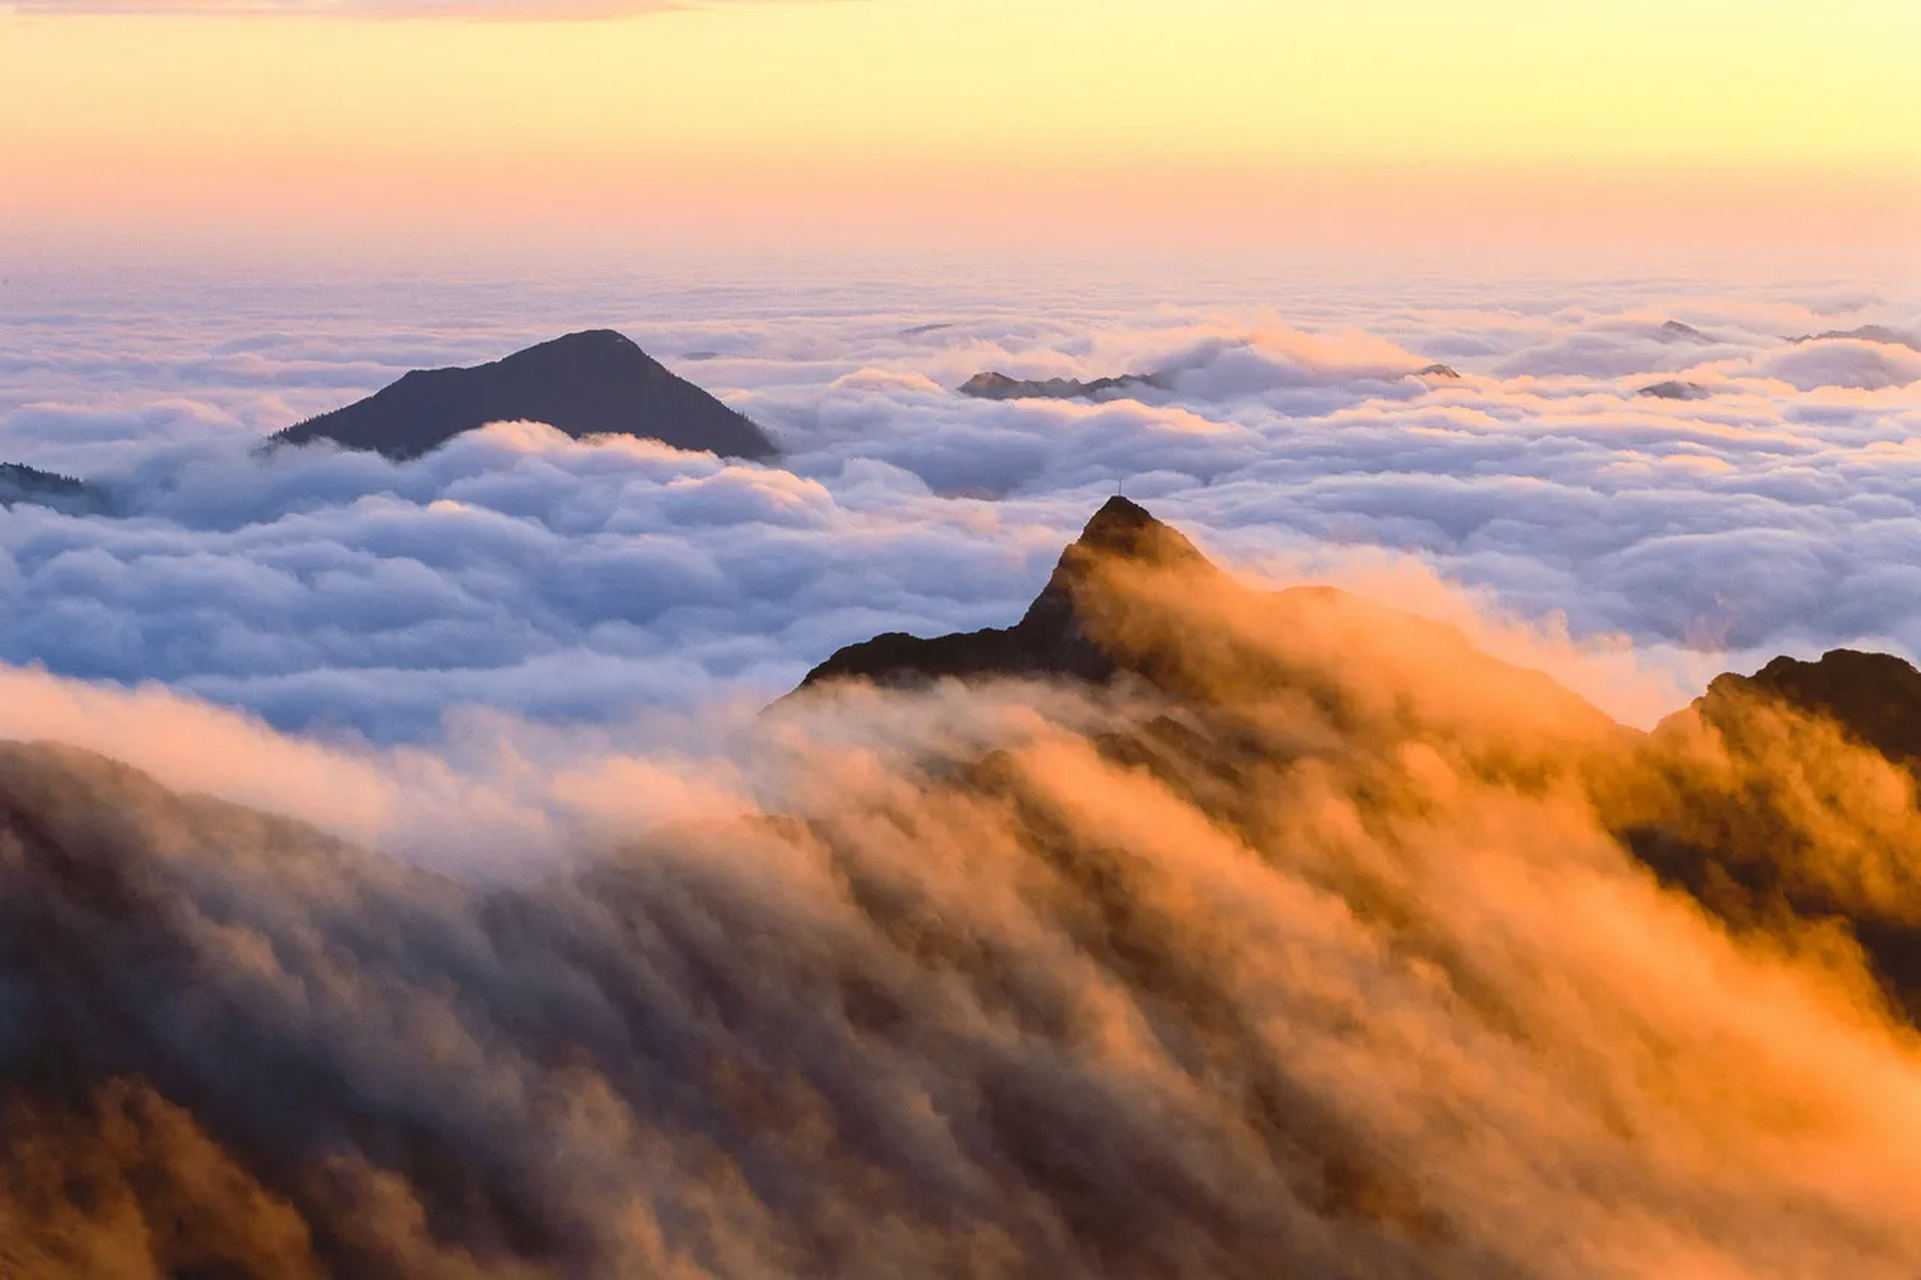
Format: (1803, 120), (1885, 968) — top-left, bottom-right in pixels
(5, 561), (1921, 1277)
(0, 261), (1916, 742)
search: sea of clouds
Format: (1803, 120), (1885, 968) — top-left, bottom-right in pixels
(5, 254), (1921, 1276)
(1, 255), (1917, 744)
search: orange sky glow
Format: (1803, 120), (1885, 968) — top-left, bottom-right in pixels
(1, 0), (1916, 265)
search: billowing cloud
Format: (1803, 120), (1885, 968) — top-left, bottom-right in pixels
(5, 557), (1921, 1276)
(0, 266), (1916, 745)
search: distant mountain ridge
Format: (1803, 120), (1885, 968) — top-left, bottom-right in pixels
(1789, 324), (1921, 352)
(957, 371), (1172, 402)
(273, 329), (777, 462)
(958, 360), (1461, 403)
(0, 462), (110, 515)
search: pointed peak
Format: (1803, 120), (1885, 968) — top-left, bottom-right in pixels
(1083, 493), (1157, 534)
(1073, 495), (1198, 560)
(1052, 496), (1212, 584)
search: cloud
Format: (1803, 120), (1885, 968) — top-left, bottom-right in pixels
(5, 562), (1921, 1276)
(0, 267), (1917, 745)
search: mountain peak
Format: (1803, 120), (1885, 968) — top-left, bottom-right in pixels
(273, 329), (776, 462)
(793, 497), (1222, 693)
(1700, 647), (1921, 766)
(1051, 496), (1209, 586)
(1083, 493), (1156, 536)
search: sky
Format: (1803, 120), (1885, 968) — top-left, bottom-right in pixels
(2, 0), (1917, 260)
(6, 7), (1921, 1271)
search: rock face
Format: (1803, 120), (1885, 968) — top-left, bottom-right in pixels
(273, 329), (777, 462)
(1637, 380), (1713, 400)
(957, 371), (1170, 402)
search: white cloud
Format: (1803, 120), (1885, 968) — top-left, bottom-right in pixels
(1, 263), (1916, 743)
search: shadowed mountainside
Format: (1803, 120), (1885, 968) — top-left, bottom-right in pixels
(801, 498), (1921, 1023)
(0, 462), (110, 516)
(273, 329), (777, 462)
(797, 495), (1609, 733)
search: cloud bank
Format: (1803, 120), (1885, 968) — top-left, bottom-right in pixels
(0, 263), (1915, 744)
(4, 558), (1921, 1277)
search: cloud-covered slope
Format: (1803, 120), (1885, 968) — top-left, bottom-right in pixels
(7, 508), (1921, 1277)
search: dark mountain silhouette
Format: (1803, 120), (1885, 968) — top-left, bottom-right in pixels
(1699, 648), (1921, 773)
(273, 329), (777, 462)
(960, 359), (1461, 403)
(799, 496), (1213, 690)
(1657, 319), (1713, 343)
(1788, 324), (1921, 352)
(0, 462), (109, 515)
(1637, 380), (1713, 400)
(957, 370), (1171, 402)
(1619, 647), (1921, 1022)
(795, 496), (1611, 736)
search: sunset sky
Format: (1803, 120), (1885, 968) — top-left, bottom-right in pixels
(3, 0), (1917, 260)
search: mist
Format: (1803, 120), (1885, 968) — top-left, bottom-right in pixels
(4, 539), (1921, 1277)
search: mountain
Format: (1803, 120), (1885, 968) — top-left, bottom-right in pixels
(9, 503), (1921, 1274)
(0, 461), (110, 515)
(959, 360), (1461, 403)
(799, 500), (1921, 1026)
(1656, 319), (1713, 343)
(1619, 647), (1921, 1022)
(1703, 648), (1921, 768)
(957, 370), (1170, 402)
(795, 496), (1612, 736)
(1637, 379), (1712, 401)
(1789, 324), (1921, 352)
(272, 329), (777, 462)
(799, 496), (1212, 689)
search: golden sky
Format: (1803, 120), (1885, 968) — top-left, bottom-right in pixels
(2, 0), (1917, 257)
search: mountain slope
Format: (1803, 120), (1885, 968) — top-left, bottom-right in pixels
(796, 495), (1612, 736)
(1616, 647), (1921, 1021)
(9, 507), (1921, 1273)
(273, 329), (777, 462)
(0, 461), (109, 515)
